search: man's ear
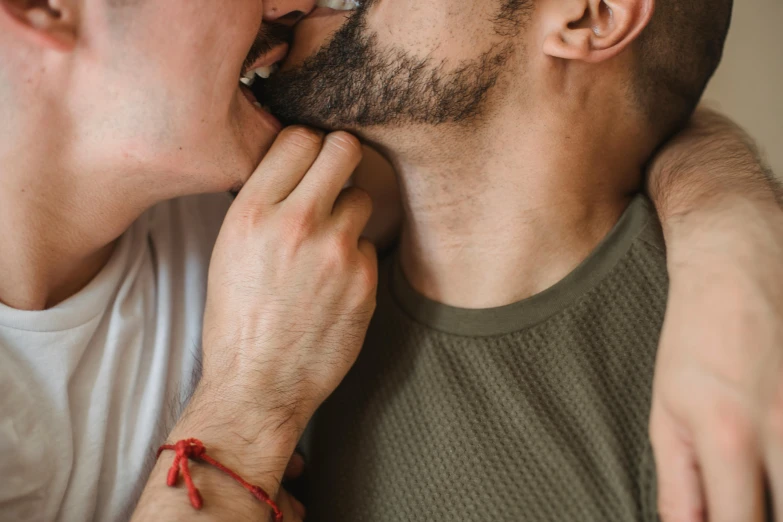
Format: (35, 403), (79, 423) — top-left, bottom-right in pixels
(0, 0), (78, 51)
(542, 0), (654, 63)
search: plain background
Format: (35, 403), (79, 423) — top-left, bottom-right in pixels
(704, 0), (782, 174)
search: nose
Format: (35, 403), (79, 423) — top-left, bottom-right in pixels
(264, 0), (318, 24)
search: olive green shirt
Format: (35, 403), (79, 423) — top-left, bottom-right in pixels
(302, 195), (665, 521)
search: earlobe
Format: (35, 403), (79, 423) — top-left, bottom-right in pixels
(543, 0), (654, 64)
(0, 0), (78, 51)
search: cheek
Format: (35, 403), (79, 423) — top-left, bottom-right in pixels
(117, 74), (228, 145)
(73, 0), (265, 188)
(370, 0), (502, 63)
(73, 65), (235, 173)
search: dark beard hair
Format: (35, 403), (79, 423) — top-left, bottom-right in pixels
(262, 2), (518, 130)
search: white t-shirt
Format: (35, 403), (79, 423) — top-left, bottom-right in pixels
(0, 194), (232, 522)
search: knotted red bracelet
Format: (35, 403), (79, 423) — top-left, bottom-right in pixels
(156, 438), (283, 522)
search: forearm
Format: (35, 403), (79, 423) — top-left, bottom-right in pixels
(131, 386), (299, 521)
(134, 127), (380, 520)
(647, 111), (783, 522)
(647, 107), (781, 231)
(646, 107), (783, 298)
(645, 105), (783, 372)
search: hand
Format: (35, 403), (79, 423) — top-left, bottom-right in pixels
(134, 128), (375, 521)
(201, 125), (378, 442)
(651, 241), (783, 522)
(647, 110), (783, 522)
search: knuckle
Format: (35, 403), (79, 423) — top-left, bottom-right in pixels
(324, 235), (353, 269)
(710, 407), (754, 459)
(324, 131), (362, 159)
(357, 259), (378, 294)
(233, 207), (260, 228)
(280, 126), (324, 152)
(231, 203), (267, 230)
(281, 206), (318, 243)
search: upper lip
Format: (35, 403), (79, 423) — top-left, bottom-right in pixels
(243, 43), (290, 75)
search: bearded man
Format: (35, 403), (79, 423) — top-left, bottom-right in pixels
(258, 0), (783, 520)
(0, 1), (781, 522)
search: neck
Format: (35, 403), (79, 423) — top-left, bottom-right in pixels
(372, 108), (643, 309)
(0, 142), (155, 311)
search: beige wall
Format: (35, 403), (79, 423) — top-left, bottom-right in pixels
(703, 0), (783, 174)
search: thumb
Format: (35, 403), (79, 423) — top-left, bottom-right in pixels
(277, 488), (306, 521)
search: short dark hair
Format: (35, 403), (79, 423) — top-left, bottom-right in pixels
(634, 0), (734, 140)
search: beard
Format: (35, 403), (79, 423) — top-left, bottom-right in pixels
(262, 2), (527, 130)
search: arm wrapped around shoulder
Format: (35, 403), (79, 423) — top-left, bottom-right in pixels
(646, 106), (783, 522)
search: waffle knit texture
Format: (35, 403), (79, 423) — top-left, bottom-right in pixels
(301, 195), (666, 521)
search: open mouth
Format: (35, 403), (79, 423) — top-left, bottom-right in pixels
(237, 0), (361, 111)
(239, 43), (289, 113)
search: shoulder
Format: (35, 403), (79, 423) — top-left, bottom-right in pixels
(634, 197), (666, 256)
(624, 196), (669, 293)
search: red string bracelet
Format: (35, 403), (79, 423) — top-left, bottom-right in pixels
(156, 438), (283, 522)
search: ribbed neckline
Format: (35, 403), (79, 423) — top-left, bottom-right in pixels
(390, 196), (653, 337)
(0, 213), (149, 332)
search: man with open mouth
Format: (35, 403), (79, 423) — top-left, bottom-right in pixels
(0, 0), (781, 521)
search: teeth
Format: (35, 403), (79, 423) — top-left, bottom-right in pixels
(315, 0), (360, 10)
(240, 68), (257, 86)
(253, 101), (262, 109)
(253, 65), (273, 79)
(239, 64), (279, 87)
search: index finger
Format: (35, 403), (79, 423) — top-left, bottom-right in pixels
(288, 131), (363, 216)
(235, 126), (325, 208)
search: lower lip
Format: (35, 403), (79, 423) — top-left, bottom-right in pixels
(240, 85), (282, 133)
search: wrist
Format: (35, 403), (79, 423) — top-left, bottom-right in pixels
(663, 192), (783, 254)
(167, 385), (301, 494)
